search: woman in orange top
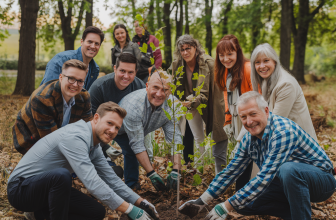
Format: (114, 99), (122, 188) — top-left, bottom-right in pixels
(214, 34), (253, 190)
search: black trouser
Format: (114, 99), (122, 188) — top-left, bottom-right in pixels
(183, 121), (194, 165)
(236, 162), (253, 191)
(7, 168), (105, 220)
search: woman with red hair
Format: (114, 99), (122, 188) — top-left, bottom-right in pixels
(214, 35), (253, 190)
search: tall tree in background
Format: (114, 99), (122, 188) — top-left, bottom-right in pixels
(280, 0), (293, 71)
(13, 0), (39, 96)
(184, 0), (189, 34)
(292, 0), (326, 83)
(156, 0), (162, 28)
(221, 0), (233, 37)
(204, 0), (213, 55)
(175, 0), (183, 40)
(163, 0), (175, 67)
(148, 0), (155, 33)
(85, 0), (93, 28)
(251, 0), (262, 50)
(58, 0), (85, 50)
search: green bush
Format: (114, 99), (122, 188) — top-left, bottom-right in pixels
(0, 60), (48, 70)
(36, 61), (48, 70)
(99, 65), (113, 74)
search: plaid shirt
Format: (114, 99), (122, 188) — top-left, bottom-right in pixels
(206, 112), (333, 210)
(118, 88), (182, 154)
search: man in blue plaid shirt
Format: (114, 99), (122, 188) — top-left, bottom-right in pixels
(179, 91), (336, 220)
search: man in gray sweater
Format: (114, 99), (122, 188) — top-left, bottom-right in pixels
(7, 102), (159, 220)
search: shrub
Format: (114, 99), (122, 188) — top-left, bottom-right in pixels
(0, 60), (48, 70)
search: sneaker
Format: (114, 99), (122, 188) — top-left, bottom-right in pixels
(24, 212), (36, 220)
(131, 182), (141, 191)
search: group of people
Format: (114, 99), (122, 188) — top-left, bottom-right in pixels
(6, 23), (336, 220)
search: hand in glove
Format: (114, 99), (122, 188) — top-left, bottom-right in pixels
(223, 124), (233, 140)
(106, 146), (122, 161)
(126, 204), (152, 220)
(179, 191), (214, 218)
(139, 199), (159, 220)
(166, 169), (180, 190)
(147, 171), (168, 192)
(204, 203), (229, 220)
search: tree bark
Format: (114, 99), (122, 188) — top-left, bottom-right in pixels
(175, 0), (183, 40)
(292, 0), (325, 83)
(163, 0), (173, 68)
(131, 0), (136, 21)
(222, 0), (233, 36)
(280, 0), (293, 71)
(148, 0), (155, 33)
(58, 0), (85, 51)
(205, 0), (213, 56)
(13, 0), (39, 96)
(85, 0), (93, 28)
(156, 0), (162, 28)
(251, 0), (261, 50)
(184, 0), (189, 34)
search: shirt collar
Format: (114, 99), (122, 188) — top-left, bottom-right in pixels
(62, 95), (75, 108)
(87, 121), (99, 150)
(250, 112), (273, 142)
(145, 95), (165, 112)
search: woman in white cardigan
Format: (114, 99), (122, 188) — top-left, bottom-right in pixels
(250, 43), (317, 141)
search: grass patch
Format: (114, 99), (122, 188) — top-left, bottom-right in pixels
(0, 72), (44, 95)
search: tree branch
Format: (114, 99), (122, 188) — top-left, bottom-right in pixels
(73, 1), (85, 38)
(291, 0), (297, 36)
(170, 2), (177, 14)
(58, 0), (66, 21)
(309, 0), (325, 20)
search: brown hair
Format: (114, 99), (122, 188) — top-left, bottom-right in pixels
(62, 59), (88, 72)
(113, 24), (131, 46)
(116, 52), (138, 70)
(214, 35), (249, 91)
(82, 26), (105, 44)
(96, 101), (127, 119)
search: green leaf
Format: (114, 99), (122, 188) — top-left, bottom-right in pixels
(192, 174), (202, 186)
(210, 140), (216, 146)
(186, 112), (193, 120)
(167, 99), (172, 107)
(180, 159), (186, 165)
(162, 108), (171, 120)
(150, 42), (156, 51)
(150, 57), (154, 65)
(324, 144), (330, 150)
(192, 72), (199, 80)
(188, 154), (194, 161)
(135, 14), (143, 22)
(177, 144), (185, 151)
(196, 103), (207, 115)
(181, 106), (188, 112)
(139, 43), (148, 53)
(168, 161), (173, 167)
(197, 166), (204, 174)
(199, 74), (205, 78)
(176, 81), (181, 86)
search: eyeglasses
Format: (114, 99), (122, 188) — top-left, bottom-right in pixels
(180, 47), (192, 53)
(62, 74), (85, 87)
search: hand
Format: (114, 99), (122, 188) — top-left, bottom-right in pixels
(126, 204), (151, 220)
(178, 198), (206, 218)
(139, 199), (159, 220)
(204, 203), (229, 220)
(166, 170), (180, 190)
(182, 101), (192, 108)
(147, 171), (168, 192)
(106, 146), (122, 161)
(223, 124), (233, 140)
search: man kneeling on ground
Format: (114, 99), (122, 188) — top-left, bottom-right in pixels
(7, 102), (159, 220)
(179, 91), (336, 220)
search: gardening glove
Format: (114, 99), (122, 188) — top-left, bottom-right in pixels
(223, 124), (233, 140)
(147, 170), (168, 192)
(139, 199), (159, 220)
(125, 204), (151, 220)
(204, 202), (229, 220)
(179, 191), (214, 218)
(166, 169), (181, 190)
(106, 146), (122, 161)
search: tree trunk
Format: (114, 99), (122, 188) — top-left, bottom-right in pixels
(205, 0), (213, 56)
(131, 0), (136, 21)
(156, 0), (162, 28)
(251, 0), (261, 50)
(280, 0), (292, 70)
(222, 0), (233, 36)
(175, 0), (183, 40)
(85, 0), (93, 28)
(148, 0), (155, 33)
(13, 0), (39, 96)
(184, 0), (189, 34)
(163, 0), (173, 67)
(58, 0), (85, 51)
(292, 0), (325, 83)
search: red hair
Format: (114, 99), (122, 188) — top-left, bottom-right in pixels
(214, 35), (248, 91)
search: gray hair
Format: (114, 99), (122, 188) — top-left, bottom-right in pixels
(237, 91), (268, 113)
(173, 34), (205, 63)
(250, 43), (282, 102)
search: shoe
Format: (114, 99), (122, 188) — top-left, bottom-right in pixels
(24, 212), (36, 220)
(131, 182), (141, 191)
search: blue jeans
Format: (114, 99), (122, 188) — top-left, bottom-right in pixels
(114, 133), (139, 188)
(235, 162), (336, 220)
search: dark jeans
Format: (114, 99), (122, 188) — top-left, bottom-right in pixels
(7, 168), (105, 220)
(114, 133), (139, 188)
(236, 162), (253, 191)
(235, 162), (336, 220)
(183, 120), (194, 165)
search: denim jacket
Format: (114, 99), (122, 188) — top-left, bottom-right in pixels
(40, 47), (100, 90)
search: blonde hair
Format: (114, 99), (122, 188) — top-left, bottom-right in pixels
(96, 101), (127, 119)
(62, 59), (88, 72)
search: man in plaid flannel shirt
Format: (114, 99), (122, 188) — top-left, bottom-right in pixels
(179, 91), (336, 220)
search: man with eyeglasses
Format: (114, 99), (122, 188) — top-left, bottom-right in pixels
(12, 59), (92, 155)
(40, 26), (104, 90)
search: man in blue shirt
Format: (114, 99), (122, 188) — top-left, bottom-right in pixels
(40, 26), (104, 90)
(179, 91), (336, 220)
(7, 102), (159, 220)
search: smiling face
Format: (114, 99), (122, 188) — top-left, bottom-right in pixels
(134, 21), (143, 37)
(59, 67), (86, 103)
(92, 111), (123, 145)
(80, 33), (101, 59)
(114, 28), (127, 45)
(218, 50), (237, 69)
(238, 99), (269, 139)
(254, 53), (276, 79)
(146, 73), (171, 107)
(180, 44), (196, 63)
(114, 61), (137, 90)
